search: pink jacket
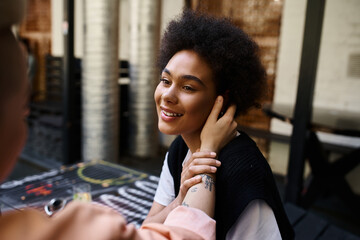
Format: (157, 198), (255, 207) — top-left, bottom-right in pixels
(0, 202), (215, 240)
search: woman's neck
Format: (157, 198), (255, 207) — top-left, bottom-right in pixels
(181, 131), (201, 154)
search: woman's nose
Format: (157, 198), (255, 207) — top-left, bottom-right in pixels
(162, 86), (178, 104)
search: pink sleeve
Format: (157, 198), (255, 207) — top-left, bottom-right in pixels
(140, 206), (216, 240)
(165, 206), (216, 239)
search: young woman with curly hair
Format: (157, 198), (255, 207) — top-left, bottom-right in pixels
(144, 10), (294, 240)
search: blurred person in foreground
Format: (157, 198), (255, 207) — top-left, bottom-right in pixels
(0, 5), (238, 240)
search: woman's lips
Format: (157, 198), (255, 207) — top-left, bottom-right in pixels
(160, 107), (183, 121)
(162, 109), (183, 117)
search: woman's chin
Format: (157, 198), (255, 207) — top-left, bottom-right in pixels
(158, 124), (180, 136)
(159, 129), (179, 136)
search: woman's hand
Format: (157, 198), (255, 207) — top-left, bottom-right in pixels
(176, 96), (237, 203)
(176, 151), (219, 203)
(37, 202), (132, 240)
(200, 95), (238, 153)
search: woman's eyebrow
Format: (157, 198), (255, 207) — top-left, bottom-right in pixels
(162, 68), (172, 76)
(162, 68), (205, 86)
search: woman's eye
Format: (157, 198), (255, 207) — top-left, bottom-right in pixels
(183, 86), (195, 91)
(160, 78), (170, 85)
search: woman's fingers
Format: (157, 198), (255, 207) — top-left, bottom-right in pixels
(192, 151), (217, 159)
(222, 104), (236, 119)
(216, 104), (236, 127)
(181, 157), (220, 183)
(188, 165), (218, 174)
(191, 158), (221, 167)
(183, 151), (217, 168)
(181, 175), (202, 192)
(183, 160), (221, 177)
(200, 97), (237, 153)
(216, 104), (237, 136)
(180, 151), (218, 195)
(179, 152), (219, 199)
(207, 95), (224, 123)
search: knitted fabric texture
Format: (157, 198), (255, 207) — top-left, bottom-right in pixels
(167, 133), (294, 240)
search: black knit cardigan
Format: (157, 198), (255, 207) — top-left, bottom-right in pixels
(167, 133), (294, 240)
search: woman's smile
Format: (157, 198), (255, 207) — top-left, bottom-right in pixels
(160, 106), (183, 121)
(154, 50), (217, 137)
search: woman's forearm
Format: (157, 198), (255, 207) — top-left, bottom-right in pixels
(142, 196), (183, 224)
(181, 145), (218, 218)
(182, 173), (216, 218)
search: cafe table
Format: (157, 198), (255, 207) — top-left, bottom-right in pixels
(0, 160), (159, 227)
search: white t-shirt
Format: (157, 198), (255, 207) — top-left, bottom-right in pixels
(154, 150), (282, 240)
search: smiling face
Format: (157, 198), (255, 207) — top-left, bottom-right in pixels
(154, 50), (217, 140)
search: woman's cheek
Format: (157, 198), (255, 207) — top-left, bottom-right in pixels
(186, 95), (212, 121)
(154, 85), (163, 105)
(197, 95), (214, 113)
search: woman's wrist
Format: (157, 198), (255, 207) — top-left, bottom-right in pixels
(175, 192), (185, 207)
(199, 144), (219, 154)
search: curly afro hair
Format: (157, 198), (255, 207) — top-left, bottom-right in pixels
(158, 10), (267, 116)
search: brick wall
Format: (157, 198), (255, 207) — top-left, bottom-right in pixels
(19, 0), (52, 101)
(190, 0), (284, 157)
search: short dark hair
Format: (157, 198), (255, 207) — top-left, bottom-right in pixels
(158, 10), (267, 116)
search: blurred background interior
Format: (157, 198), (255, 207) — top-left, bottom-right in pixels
(5, 0), (360, 237)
